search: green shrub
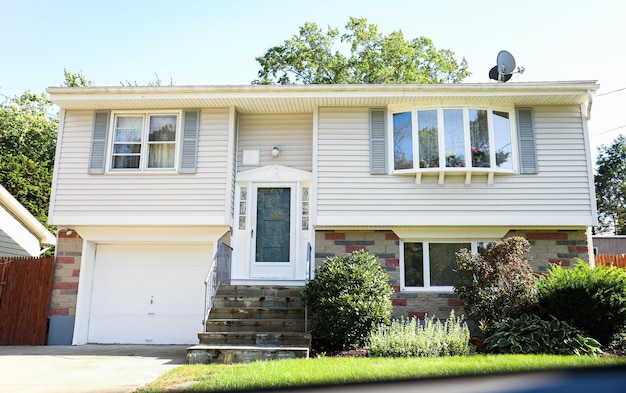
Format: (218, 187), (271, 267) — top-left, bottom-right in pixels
(302, 250), (393, 351)
(482, 314), (602, 355)
(454, 237), (538, 333)
(608, 325), (626, 355)
(536, 261), (626, 346)
(368, 310), (471, 357)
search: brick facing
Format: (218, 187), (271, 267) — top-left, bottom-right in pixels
(56, 256), (75, 264)
(316, 228), (590, 319)
(53, 281), (79, 290)
(50, 233), (84, 317)
(324, 232), (345, 240)
(49, 308), (69, 316)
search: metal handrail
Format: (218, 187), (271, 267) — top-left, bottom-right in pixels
(304, 242), (312, 332)
(203, 242), (232, 332)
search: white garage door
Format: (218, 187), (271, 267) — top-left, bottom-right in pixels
(88, 244), (212, 344)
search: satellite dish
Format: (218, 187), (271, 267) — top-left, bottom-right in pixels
(496, 50), (516, 74)
(489, 66), (512, 82)
(489, 50), (525, 82)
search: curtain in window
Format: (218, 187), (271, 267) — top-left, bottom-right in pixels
(148, 115), (177, 168)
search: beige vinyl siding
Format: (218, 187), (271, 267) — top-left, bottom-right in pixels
(316, 106), (595, 227)
(237, 113), (312, 172)
(50, 109), (231, 225)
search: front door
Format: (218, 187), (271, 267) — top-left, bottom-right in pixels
(250, 186), (295, 279)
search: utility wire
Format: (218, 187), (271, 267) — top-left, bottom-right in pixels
(592, 124), (626, 136)
(596, 87), (626, 97)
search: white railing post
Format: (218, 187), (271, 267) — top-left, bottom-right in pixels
(203, 242), (232, 332)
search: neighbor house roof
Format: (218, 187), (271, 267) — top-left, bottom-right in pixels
(47, 81), (599, 113)
(0, 184), (56, 255)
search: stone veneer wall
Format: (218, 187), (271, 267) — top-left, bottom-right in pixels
(50, 230), (83, 317)
(47, 229), (83, 344)
(505, 230), (590, 272)
(314, 229), (590, 319)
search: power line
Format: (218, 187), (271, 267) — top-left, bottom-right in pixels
(596, 87), (626, 97)
(592, 124), (626, 136)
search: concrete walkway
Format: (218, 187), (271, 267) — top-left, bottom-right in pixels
(0, 345), (187, 393)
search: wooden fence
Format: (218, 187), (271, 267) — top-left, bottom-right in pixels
(595, 254), (626, 269)
(0, 256), (54, 345)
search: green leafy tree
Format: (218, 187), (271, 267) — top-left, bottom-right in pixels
(63, 68), (94, 87)
(0, 70), (91, 229)
(0, 92), (58, 228)
(253, 17), (470, 85)
(595, 135), (626, 234)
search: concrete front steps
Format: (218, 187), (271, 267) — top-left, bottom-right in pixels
(187, 285), (311, 364)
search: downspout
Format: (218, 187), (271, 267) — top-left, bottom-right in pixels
(587, 89), (593, 120)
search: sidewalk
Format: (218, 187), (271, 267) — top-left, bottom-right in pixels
(0, 345), (187, 393)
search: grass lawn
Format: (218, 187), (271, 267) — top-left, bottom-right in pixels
(138, 354), (626, 392)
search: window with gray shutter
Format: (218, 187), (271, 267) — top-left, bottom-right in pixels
(89, 111), (110, 174)
(516, 108), (538, 174)
(179, 110), (199, 173)
(370, 109), (387, 175)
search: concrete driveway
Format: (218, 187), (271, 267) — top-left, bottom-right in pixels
(0, 345), (187, 393)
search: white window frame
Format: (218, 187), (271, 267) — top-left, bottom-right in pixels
(389, 105), (518, 176)
(400, 240), (489, 292)
(107, 110), (182, 172)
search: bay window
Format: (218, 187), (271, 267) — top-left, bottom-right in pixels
(392, 106), (514, 172)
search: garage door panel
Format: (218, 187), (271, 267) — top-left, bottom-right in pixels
(93, 265), (208, 291)
(96, 244), (210, 266)
(91, 289), (204, 315)
(88, 243), (212, 344)
(88, 315), (200, 345)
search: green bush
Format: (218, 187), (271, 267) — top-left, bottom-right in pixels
(454, 237), (538, 333)
(608, 325), (626, 355)
(368, 310), (471, 357)
(482, 314), (601, 355)
(536, 261), (626, 346)
(302, 250), (393, 351)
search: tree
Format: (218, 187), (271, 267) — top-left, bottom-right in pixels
(0, 70), (90, 229)
(253, 17), (470, 85)
(595, 135), (626, 234)
(122, 73), (175, 87)
(0, 92), (58, 228)
(63, 68), (94, 87)
(454, 237), (538, 334)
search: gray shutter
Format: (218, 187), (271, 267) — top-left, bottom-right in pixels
(179, 110), (199, 173)
(370, 109), (387, 175)
(88, 111), (110, 174)
(517, 108), (538, 174)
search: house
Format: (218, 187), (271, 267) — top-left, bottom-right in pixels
(46, 81), (598, 346)
(0, 184), (56, 257)
(592, 235), (626, 255)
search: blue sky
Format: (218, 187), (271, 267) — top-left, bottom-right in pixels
(1, 0), (625, 154)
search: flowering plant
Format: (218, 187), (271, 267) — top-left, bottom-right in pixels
(471, 147), (485, 157)
(446, 152), (464, 167)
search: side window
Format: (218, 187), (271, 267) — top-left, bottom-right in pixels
(393, 112), (413, 170)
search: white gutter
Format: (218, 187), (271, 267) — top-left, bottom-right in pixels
(0, 185), (56, 251)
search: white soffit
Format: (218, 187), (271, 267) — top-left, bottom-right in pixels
(47, 81), (599, 113)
